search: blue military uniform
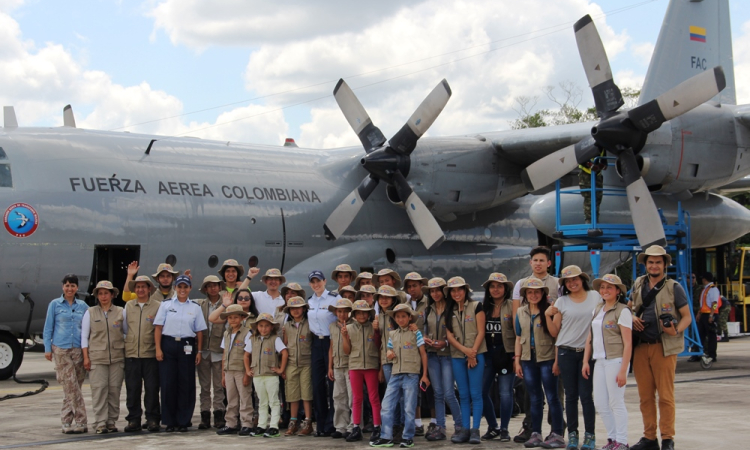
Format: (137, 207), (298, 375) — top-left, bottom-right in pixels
(307, 278), (340, 435)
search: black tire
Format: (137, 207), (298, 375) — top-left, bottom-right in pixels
(0, 332), (22, 380)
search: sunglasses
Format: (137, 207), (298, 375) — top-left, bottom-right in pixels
(237, 296), (252, 301)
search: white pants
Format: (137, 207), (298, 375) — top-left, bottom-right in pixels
(253, 375), (280, 428)
(593, 357), (629, 444)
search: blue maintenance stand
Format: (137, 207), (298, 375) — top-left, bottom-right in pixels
(550, 163), (702, 357)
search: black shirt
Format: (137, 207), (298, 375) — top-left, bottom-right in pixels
(637, 279), (688, 342)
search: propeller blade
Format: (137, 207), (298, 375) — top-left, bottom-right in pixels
(389, 79), (452, 155)
(628, 66), (726, 133)
(333, 79), (387, 152)
(3, 106), (18, 128)
(392, 172), (445, 250)
(63, 105), (76, 128)
(574, 15), (623, 115)
(521, 137), (600, 192)
(618, 149), (667, 248)
(323, 175), (380, 240)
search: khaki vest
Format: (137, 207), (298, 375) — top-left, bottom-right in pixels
(412, 295), (429, 330)
(390, 327), (422, 375)
(223, 326), (251, 372)
(88, 305), (125, 365)
(517, 305), (555, 362)
(347, 321), (380, 370)
(199, 297), (226, 354)
(424, 302), (450, 355)
(284, 318), (312, 367)
(631, 276), (684, 357)
(124, 298), (161, 358)
(150, 288), (175, 303)
(329, 320), (350, 369)
(378, 310), (397, 364)
(449, 300), (488, 359)
(487, 299), (516, 353)
(592, 302), (627, 359)
(250, 333), (280, 377)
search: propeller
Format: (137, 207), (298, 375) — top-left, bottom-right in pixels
(520, 14), (726, 248)
(323, 79), (451, 250)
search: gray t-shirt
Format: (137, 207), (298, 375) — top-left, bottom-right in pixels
(554, 290), (602, 348)
(638, 281), (688, 342)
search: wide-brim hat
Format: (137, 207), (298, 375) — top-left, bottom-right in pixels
(375, 268), (402, 289)
(351, 299), (375, 319)
(422, 277), (447, 294)
(152, 263), (178, 278)
(128, 275), (155, 292)
(558, 265), (591, 285)
(356, 284), (377, 300)
(403, 272), (428, 286)
(592, 274), (628, 295)
(93, 280), (120, 298)
(636, 245), (673, 266)
(354, 271), (373, 289)
(386, 303), (418, 322)
(519, 277), (549, 297)
(443, 276), (472, 297)
(261, 268), (286, 284)
(374, 285), (399, 301)
(282, 296), (308, 313)
(328, 298), (354, 313)
(200, 275), (226, 294)
(331, 264), (357, 280)
(482, 273), (514, 292)
(281, 282), (306, 299)
(250, 312), (280, 332)
(338, 285), (358, 297)
(220, 304), (250, 320)
(218, 259), (245, 279)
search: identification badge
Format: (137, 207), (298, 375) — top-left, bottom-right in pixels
(184, 344), (193, 355)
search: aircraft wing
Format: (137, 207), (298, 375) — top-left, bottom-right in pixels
(483, 122), (593, 167)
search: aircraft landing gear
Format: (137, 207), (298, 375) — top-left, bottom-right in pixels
(0, 332), (21, 381)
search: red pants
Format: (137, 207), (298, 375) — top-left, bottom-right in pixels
(349, 369), (381, 426)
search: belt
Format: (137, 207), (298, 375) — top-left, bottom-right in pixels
(316, 335), (330, 340)
(164, 335), (195, 342)
(639, 338), (661, 345)
(559, 345), (585, 352)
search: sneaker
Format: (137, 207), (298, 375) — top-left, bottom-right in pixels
(515, 424), (533, 443)
(632, 438), (658, 450)
(581, 432), (596, 450)
(73, 423), (88, 434)
(482, 427), (501, 440)
(425, 426), (446, 441)
(370, 426), (382, 443)
(96, 426), (108, 435)
(124, 421), (141, 432)
(370, 438), (395, 447)
(451, 428), (470, 443)
(264, 427), (280, 438)
(285, 419), (299, 436)
(298, 419), (313, 436)
(414, 425), (424, 437)
(426, 423), (437, 436)
(347, 426), (363, 442)
(469, 428), (481, 444)
(239, 427), (253, 436)
(400, 439), (415, 448)
(61, 424), (73, 434)
(601, 439), (616, 450)
(216, 426), (239, 435)
(541, 432), (566, 448)
(524, 432), (544, 448)
(499, 429), (511, 442)
(249, 426), (265, 437)
(613, 443), (630, 450)
(567, 430), (579, 449)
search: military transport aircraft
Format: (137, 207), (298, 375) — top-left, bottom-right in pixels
(1, 0), (749, 379)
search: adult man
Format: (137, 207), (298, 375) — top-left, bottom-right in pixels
(692, 272), (719, 363)
(630, 245), (692, 450)
(196, 275), (228, 430)
(579, 152), (605, 224)
(511, 246), (560, 443)
(122, 275), (161, 433)
(239, 267), (284, 319)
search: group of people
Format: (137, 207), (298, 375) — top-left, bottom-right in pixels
(42, 244), (692, 450)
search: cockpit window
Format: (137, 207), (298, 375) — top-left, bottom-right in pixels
(0, 147), (6, 159)
(0, 164), (11, 187)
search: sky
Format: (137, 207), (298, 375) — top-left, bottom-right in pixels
(1, 0), (749, 149)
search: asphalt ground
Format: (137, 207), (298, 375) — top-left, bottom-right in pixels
(0, 337), (747, 449)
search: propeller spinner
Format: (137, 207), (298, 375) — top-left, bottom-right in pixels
(520, 14), (726, 248)
(323, 79), (451, 250)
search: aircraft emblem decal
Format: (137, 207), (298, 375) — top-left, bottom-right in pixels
(351, 198), (357, 205)
(415, 118), (422, 126)
(3, 203), (39, 238)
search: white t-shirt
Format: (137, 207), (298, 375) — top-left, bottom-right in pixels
(243, 335), (286, 354)
(591, 306), (633, 360)
(220, 330), (253, 350)
(554, 290), (601, 348)
(253, 290), (286, 317)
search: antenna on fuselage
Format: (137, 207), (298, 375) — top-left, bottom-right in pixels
(145, 139), (157, 155)
(3, 106), (18, 128)
(63, 105), (76, 128)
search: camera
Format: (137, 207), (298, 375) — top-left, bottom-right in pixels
(659, 313), (677, 328)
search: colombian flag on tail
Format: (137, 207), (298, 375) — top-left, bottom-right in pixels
(690, 25), (706, 42)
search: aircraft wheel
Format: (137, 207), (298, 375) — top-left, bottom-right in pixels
(0, 332), (21, 380)
(700, 355), (714, 370)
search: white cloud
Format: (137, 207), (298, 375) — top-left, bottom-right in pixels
(734, 20), (750, 105)
(631, 42), (654, 66)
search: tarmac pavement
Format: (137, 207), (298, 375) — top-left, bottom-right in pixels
(0, 337), (748, 449)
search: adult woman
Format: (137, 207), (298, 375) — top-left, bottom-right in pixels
(422, 277), (462, 441)
(445, 276), (486, 445)
(480, 273), (516, 442)
(208, 288), (259, 325)
(545, 265), (601, 450)
(43, 274), (90, 434)
(583, 274), (632, 450)
(82, 280), (125, 434)
(514, 278), (564, 448)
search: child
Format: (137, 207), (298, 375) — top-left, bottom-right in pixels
(370, 304), (430, 448)
(244, 313), (288, 438)
(357, 285), (378, 309)
(583, 274), (632, 450)
(328, 298), (355, 438)
(332, 264), (358, 292)
(339, 285), (358, 301)
(342, 300), (382, 443)
(281, 296), (314, 436)
(354, 272), (374, 290)
(216, 305), (252, 436)
(513, 278), (564, 448)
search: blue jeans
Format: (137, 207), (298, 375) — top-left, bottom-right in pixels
(381, 363), (403, 426)
(381, 373), (419, 440)
(427, 353), (462, 429)
(558, 348), (596, 434)
(521, 359), (563, 435)
(482, 354), (515, 430)
(452, 354), (485, 430)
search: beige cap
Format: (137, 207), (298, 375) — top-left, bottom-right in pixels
(482, 273), (514, 292)
(386, 303), (418, 322)
(251, 312), (280, 332)
(282, 296), (308, 313)
(422, 277), (447, 294)
(403, 272), (428, 286)
(281, 282), (306, 299)
(93, 280), (119, 297)
(443, 276), (472, 297)
(592, 274), (628, 295)
(328, 298), (354, 313)
(636, 245), (672, 267)
(128, 275), (155, 292)
(152, 263), (178, 278)
(351, 299), (375, 319)
(261, 268), (286, 284)
(200, 275), (226, 294)
(558, 265), (591, 285)
(356, 284), (377, 300)
(218, 259), (245, 279)
(354, 271), (374, 289)
(220, 304), (249, 320)
(375, 268), (402, 289)
(331, 264), (357, 280)
(519, 277), (549, 297)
